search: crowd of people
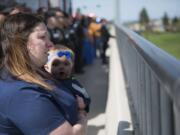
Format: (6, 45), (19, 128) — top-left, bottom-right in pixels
(0, 5), (112, 135)
(0, 5), (112, 68)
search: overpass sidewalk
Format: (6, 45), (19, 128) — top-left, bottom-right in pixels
(76, 58), (109, 135)
(76, 25), (133, 135)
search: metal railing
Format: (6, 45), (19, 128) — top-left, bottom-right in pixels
(116, 25), (180, 135)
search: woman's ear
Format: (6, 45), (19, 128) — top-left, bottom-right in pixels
(44, 64), (50, 73)
(27, 43), (32, 52)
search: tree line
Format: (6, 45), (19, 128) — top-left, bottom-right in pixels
(139, 7), (180, 32)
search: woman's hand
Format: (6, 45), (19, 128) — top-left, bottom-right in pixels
(76, 95), (88, 134)
(76, 95), (86, 110)
(49, 96), (88, 135)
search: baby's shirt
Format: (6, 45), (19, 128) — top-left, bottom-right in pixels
(59, 76), (91, 113)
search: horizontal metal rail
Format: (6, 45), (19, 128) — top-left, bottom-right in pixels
(116, 25), (180, 135)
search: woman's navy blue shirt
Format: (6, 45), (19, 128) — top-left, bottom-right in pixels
(0, 71), (78, 135)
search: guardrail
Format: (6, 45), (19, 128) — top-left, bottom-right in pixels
(116, 25), (180, 135)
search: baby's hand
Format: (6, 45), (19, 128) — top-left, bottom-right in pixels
(76, 95), (86, 110)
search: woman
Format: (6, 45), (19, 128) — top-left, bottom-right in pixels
(0, 13), (87, 135)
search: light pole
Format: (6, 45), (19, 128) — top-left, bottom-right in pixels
(114, 0), (121, 24)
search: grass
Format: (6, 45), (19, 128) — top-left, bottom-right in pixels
(141, 32), (180, 60)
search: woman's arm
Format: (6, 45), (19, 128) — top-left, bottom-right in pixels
(8, 86), (87, 135)
(49, 110), (87, 135)
(50, 95), (87, 135)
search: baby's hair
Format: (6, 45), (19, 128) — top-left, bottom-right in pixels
(48, 44), (75, 62)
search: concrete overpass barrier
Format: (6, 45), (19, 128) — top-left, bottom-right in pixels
(111, 25), (180, 135)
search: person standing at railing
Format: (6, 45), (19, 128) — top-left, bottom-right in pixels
(46, 14), (66, 46)
(100, 18), (114, 64)
(81, 16), (95, 65)
(0, 13), (87, 135)
(88, 17), (102, 58)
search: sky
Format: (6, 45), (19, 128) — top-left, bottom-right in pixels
(72, 0), (180, 23)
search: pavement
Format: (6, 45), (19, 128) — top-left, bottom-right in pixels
(75, 25), (134, 135)
(76, 57), (109, 135)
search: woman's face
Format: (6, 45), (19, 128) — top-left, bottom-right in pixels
(27, 23), (54, 67)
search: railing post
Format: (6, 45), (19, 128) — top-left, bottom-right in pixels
(151, 75), (161, 135)
(145, 68), (152, 135)
(160, 87), (173, 135)
(140, 61), (146, 135)
(174, 104), (180, 135)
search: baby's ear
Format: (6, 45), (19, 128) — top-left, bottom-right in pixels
(44, 64), (50, 72)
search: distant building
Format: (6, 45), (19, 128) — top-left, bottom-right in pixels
(125, 19), (165, 32)
(125, 22), (142, 32)
(149, 19), (165, 32)
(15, 0), (49, 11)
(0, 0), (16, 7)
(124, 21), (144, 32)
(50, 0), (72, 14)
(0, 0), (72, 14)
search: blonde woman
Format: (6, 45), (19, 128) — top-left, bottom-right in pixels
(0, 13), (87, 135)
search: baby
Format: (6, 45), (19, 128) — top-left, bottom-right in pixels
(45, 45), (91, 112)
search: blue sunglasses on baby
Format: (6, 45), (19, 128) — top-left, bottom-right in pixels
(48, 51), (72, 62)
(57, 51), (72, 60)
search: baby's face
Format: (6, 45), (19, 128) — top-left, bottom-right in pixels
(50, 57), (73, 80)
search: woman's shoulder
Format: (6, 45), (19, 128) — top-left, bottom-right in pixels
(0, 78), (37, 92)
(0, 79), (41, 106)
(0, 69), (39, 91)
(0, 75), (46, 118)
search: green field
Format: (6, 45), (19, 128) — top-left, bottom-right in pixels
(141, 32), (180, 60)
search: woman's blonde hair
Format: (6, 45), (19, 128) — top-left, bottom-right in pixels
(0, 13), (53, 90)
